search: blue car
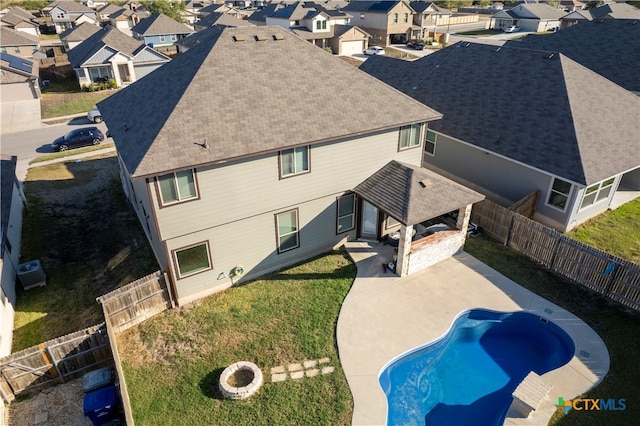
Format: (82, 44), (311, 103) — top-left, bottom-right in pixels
(51, 127), (104, 152)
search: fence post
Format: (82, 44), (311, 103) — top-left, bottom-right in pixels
(43, 344), (65, 384)
(547, 230), (563, 270)
(504, 212), (515, 246)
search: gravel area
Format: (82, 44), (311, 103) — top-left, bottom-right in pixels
(5, 378), (91, 426)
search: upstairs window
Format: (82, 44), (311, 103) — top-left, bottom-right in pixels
(337, 193), (356, 233)
(580, 178), (615, 209)
(158, 169), (198, 206)
(546, 177), (572, 211)
(425, 130), (436, 156)
(393, 13), (398, 23)
(404, 13), (409, 23)
(280, 146), (310, 178)
(399, 123), (421, 150)
(159, 35), (166, 42)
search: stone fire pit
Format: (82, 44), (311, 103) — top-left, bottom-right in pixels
(218, 361), (263, 399)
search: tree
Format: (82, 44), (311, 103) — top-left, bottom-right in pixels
(140, 0), (186, 23)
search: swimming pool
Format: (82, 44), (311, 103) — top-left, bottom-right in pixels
(379, 309), (575, 425)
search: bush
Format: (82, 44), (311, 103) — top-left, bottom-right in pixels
(98, 82), (107, 91)
(107, 79), (117, 89)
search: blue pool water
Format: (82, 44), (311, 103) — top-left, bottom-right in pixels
(379, 309), (575, 426)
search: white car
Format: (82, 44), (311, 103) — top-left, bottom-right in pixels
(87, 109), (103, 123)
(364, 46), (385, 56)
(504, 25), (521, 33)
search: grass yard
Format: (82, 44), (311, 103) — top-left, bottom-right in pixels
(566, 197), (640, 264)
(14, 153), (158, 351)
(41, 77), (116, 119)
(118, 252), (356, 426)
(30, 143), (115, 164)
(465, 236), (640, 425)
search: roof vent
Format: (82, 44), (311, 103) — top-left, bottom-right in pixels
(233, 34), (246, 42)
(419, 179), (432, 188)
(273, 33), (285, 40)
(546, 53), (555, 59)
(495, 47), (501, 52)
(463, 42), (471, 47)
(255, 34), (268, 41)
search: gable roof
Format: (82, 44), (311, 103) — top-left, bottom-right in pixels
(0, 27), (39, 46)
(1, 6), (38, 27)
(354, 160), (484, 226)
(505, 19), (640, 93)
(97, 26), (442, 179)
(194, 11), (254, 29)
(59, 22), (102, 42)
(409, 2), (450, 15)
(51, 1), (95, 14)
(343, 1), (412, 14)
(131, 12), (194, 36)
(509, 3), (567, 20)
(590, 2), (640, 19)
(96, 3), (124, 17)
(360, 42), (640, 186)
(67, 25), (146, 66)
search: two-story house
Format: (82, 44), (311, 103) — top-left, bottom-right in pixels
(265, 1), (369, 55)
(97, 26), (449, 305)
(59, 22), (101, 51)
(0, 6), (40, 36)
(0, 28), (40, 58)
(409, 2), (451, 40)
(361, 42), (640, 233)
(342, 0), (418, 46)
(95, 3), (125, 25)
(49, 1), (98, 34)
(131, 13), (195, 48)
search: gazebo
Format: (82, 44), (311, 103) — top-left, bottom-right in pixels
(353, 161), (485, 276)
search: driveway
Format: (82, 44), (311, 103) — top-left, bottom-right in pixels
(337, 242), (609, 426)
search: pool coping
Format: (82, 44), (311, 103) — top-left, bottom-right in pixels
(337, 242), (610, 426)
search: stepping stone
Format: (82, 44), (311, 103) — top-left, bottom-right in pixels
(303, 360), (317, 369)
(35, 413), (48, 424)
(305, 369), (319, 377)
(319, 357), (331, 364)
(271, 366), (285, 374)
(271, 373), (287, 383)
(288, 363), (303, 372)
(290, 371), (304, 380)
(321, 366), (335, 375)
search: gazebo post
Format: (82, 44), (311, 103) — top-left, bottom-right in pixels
(395, 224), (413, 277)
(456, 204), (473, 234)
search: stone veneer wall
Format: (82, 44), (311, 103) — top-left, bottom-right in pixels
(407, 231), (465, 275)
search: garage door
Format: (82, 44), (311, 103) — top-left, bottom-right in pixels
(340, 40), (364, 56)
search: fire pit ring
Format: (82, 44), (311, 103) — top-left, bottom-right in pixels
(218, 361), (263, 399)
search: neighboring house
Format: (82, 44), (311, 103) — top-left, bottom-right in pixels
(0, 53), (41, 133)
(0, 28), (40, 58)
(68, 25), (170, 87)
(59, 22), (102, 51)
(559, 8), (592, 28)
(490, 2), (566, 32)
(505, 19), (640, 95)
(342, 0), (418, 45)
(192, 11), (254, 32)
(589, 2), (640, 20)
(0, 155), (25, 356)
(360, 42), (640, 233)
(97, 26), (459, 306)
(109, 8), (148, 37)
(559, 0), (586, 12)
(95, 3), (124, 25)
(0, 6), (40, 36)
(409, 1), (451, 40)
(84, 0), (109, 9)
(49, 1), (98, 34)
(131, 13), (195, 48)
(265, 1), (368, 54)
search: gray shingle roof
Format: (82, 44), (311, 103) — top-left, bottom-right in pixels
(59, 22), (102, 43)
(0, 27), (39, 46)
(353, 160), (485, 226)
(512, 3), (567, 20)
(1, 6), (38, 26)
(52, 1), (95, 13)
(0, 154), (18, 255)
(67, 25), (145, 67)
(193, 11), (254, 29)
(131, 13), (195, 36)
(590, 3), (640, 19)
(97, 26), (442, 178)
(409, 2), (449, 15)
(343, 1), (413, 14)
(505, 19), (640, 93)
(97, 4), (124, 17)
(360, 42), (640, 186)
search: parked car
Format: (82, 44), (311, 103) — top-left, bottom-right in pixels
(364, 46), (385, 56)
(504, 25), (520, 33)
(87, 109), (103, 123)
(51, 127), (105, 152)
(406, 40), (425, 50)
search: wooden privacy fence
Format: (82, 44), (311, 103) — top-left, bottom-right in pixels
(97, 270), (173, 334)
(471, 199), (640, 312)
(0, 324), (112, 402)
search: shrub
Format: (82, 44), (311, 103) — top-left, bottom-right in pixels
(98, 82), (107, 91)
(107, 79), (117, 89)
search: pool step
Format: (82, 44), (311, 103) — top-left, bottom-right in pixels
(510, 371), (552, 417)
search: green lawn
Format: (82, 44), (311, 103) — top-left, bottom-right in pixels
(119, 252), (355, 426)
(30, 143), (115, 164)
(566, 197), (640, 264)
(41, 77), (116, 119)
(465, 236), (640, 425)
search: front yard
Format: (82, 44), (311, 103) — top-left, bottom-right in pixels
(41, 77), (116, 119)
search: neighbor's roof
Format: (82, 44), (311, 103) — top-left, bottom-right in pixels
(59, 22), (102, 42)
(503, 2), (567, 20)
(98, 26), (442, 178)
(354, 160), (485, 226)
(0, 27), (39, 46)
(131, 12), (195, 36)
(96, 3), (124, 17)
(193, 11), (254, 29)
(0, 154), (18, 256)
(409, 2), (450, 15)
(67, 25), (145, 66)
(0, 52), (36, 76)
(360, 42), (640, 186)
(343, 1), (413, 14)
(590, 2), (640, 19)
(1, 6), (38, 26)
(51, 1), (95, 14)
(505, 19), (640, 93)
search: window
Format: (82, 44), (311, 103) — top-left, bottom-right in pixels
(157, 169), (197, 205)
(399, 124), (421, 149)
(159, 35), (165, 42)
(404, 13), (409, 23)
(337, 194), (356, 233)
(294, 20), (300, 26)
(276, 209), (299, 253)
(425, 130), (436, 155)
(13, 46), (20, 53)
(393, 13), (398, 23)
(0, 47), (6, 53)
(174, 242), (211, 278)
(170, 34), (177, 41)
(547, 178), (572, 210)
(580, 178), (615, 209)
(280, 146), (309, 177)
(316, 20), (327, 30)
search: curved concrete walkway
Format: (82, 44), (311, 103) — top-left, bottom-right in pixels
(337, 241), (609, 426)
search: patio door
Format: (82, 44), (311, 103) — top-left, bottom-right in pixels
(360, 200), (379, 240)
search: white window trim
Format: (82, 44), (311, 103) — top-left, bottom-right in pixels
(276, 209), (300, 253)
(399, 123), (422, 150)
(280, 146), (310, 178)
(173, 241), (212, 279)
(425, 129), (437, 156)
(579, 177), (616, 210)
(545, 177), (573, 212)
(156, 169), (198, 206)
(337, 194), (356, 234)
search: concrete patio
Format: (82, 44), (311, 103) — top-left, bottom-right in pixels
(337, 241), (609, 426)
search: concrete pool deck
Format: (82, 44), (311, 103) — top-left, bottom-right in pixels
(337, 241), (610, 426)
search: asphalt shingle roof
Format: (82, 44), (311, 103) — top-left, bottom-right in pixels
(505, 19), (640, 93)
(512, 3), (567, 20)
(67, 25), (145, 67)
(0, 154), (17, 255)
(97, 26), (442, 178)
(343, 1), (408, 14)
(0, 27), (39, 46)
(590, 3), (640, 19)
(360, 42), (640, 186)
(131, 13), (194, 36)
(52, 1), (95, 14)
(194, 11), (254, 29)
(59, 22), (101, 42)
(353, 160), (485, 226)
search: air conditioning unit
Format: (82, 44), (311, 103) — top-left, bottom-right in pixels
(17, 260), (46, 290)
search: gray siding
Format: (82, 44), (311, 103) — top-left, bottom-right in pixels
(133, 63), (163, 80)
(85, 46), (117, 65)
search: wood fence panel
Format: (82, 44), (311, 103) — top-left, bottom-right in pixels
(509, 191), (539, 218)
(548, 238), (612, 294)
(471, 200), (512, 243)
(46, 324), (112, 381)
(0, 346), (58, 397)
(507, 216), (557, 267)
(607, 263), (640, 311)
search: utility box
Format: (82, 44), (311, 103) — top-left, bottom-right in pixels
(16, 260), (46, 290)
(82, 367), (115, 393)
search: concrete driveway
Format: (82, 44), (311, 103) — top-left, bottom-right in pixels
(337, 241), (609, 426)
